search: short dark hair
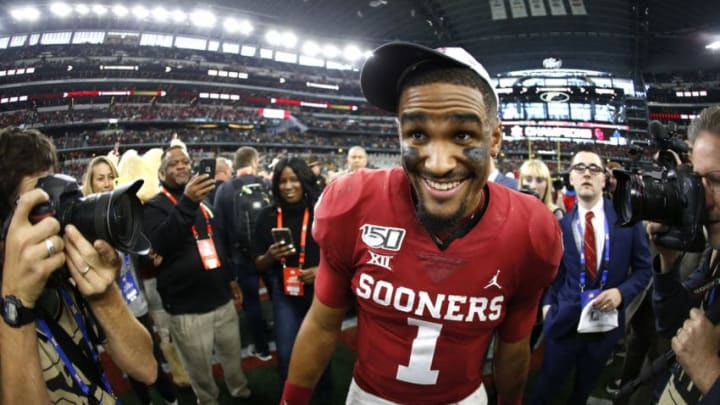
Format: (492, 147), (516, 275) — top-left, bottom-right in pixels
(159, 145), (187, 173)
(0, 127), (57, 219)
(399, 66), (498, 121)
(271, 157), (321, 207)
(688, 106), (720, 145)
(234, 146), (258, 169)
(571, 144), (605, 169)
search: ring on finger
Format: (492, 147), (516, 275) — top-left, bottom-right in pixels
(44, 238), (56, 258)
(80, 266), (91, 277)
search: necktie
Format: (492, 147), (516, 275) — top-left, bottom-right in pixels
(584, 211), (597, 280)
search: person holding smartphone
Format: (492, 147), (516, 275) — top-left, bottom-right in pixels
(253, 157), (333, 405)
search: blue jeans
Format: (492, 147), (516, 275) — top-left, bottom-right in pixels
(232, 256), (272, 355)
(270, 275), (333, 404)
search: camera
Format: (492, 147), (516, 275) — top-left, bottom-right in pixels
(29, 174), (150, 255)
(519, 186), (540, 199)
(612, 121), (706, 251)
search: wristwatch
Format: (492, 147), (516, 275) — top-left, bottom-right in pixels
(1, 295), (35, 327)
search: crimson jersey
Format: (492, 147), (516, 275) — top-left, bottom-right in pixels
(314, 167), (562, 404)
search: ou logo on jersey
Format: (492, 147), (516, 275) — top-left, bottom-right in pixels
(360, 224), (406, 252)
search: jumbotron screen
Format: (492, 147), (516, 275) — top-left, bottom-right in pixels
(496, 85), (628, 143)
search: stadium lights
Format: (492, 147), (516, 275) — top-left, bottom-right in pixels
(151, 6), (169, 22)
(323, 44), (340, 59)
(707, 40), (720, 50)
(265, 30), (281, 46)
(282, 32), (297, 48)
(92, 4), (108, 16)
(112, 5), (128, 18)
(343, 45), (362, 61)
(75, 4), (90, 15)
(223, 17), (238, 32)
(224, 17), (253, 35)
(50, 2), (73, 17)
(302, 41), (321, 56)
(171, 9), (187, 23)
(237, 20), (253, 35)
(190, 9), (215, 28)
(10, 6), (40, 21)
(132, 6), (149, 19)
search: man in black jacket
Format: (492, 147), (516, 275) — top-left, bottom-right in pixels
(214, 146), (273, 361)
(143, 145), (251, 405)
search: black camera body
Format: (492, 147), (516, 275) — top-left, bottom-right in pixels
(519, 186), (540, 200)
(612, 122), (706, 252)
(29, 174), (150, 256)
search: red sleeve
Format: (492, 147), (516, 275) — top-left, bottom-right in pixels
(498, 204), (562, 342)
(312, 173), (365, 308)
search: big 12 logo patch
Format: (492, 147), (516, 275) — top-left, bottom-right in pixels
(360, 224), (406, 251)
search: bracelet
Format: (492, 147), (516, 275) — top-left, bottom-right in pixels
(280, 381), (313, 405)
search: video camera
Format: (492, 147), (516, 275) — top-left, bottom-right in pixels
(612, 121), (706, 251)
(28, 174), (150, 279)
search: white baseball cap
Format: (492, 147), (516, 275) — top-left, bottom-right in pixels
(360, 41), (498, 113)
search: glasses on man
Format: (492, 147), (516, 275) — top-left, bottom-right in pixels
(571, 163), (604, 175)
(698, 170), (720, 195)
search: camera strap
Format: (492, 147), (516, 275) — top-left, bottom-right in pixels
(36, 287), (118, 403)
(692, 250), (720, 304)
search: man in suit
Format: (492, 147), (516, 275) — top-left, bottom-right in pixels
(531, 147), (652, 405)
(488, 158), (518, 189)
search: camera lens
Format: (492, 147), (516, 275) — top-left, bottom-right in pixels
(67, 179), (147, 254)
(106, 192), (137, 250)
(613, 170), (683, 225)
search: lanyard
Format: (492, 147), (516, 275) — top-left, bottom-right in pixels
(276, 206), (309, 269)
(161, 188), (213, 239)
(576, 209), (610, 291)
(36, 288), (118, 403)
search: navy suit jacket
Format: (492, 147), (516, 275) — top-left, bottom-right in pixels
(494, 173), (518, 189)
(542, 198), (653, 340)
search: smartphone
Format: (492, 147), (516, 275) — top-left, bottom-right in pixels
(272, 227), (295, 248)
(198, 158), (215, 179)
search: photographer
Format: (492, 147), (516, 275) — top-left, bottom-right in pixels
(0, 127), (155, 403)
(648, 106), (720, 404)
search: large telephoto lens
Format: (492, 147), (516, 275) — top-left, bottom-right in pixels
(69, 179), (149, 254)
(613, 170), (683, 226)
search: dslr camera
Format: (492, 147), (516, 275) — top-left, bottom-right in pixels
(29, 174), (150, 264)
(612, 121), (706, 251)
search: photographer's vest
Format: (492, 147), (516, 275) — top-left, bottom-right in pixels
(658, 250), (720, 405)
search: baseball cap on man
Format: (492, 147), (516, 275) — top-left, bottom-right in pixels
(360, 41), (498, 113)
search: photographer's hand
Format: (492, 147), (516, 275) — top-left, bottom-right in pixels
(184, 174), (215, 203)
(672, 308), (720, 394)
(645, 221), (684, 273)
(63, 225), (120, 299)
(1, 189), (65, 308)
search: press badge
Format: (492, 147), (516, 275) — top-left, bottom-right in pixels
(119, 269), (140, 305)
(283, 267), (304, 296)
(197, 238), (221, 270)
(580, 288), (600, 309)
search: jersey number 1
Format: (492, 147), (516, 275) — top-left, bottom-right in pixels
(396, 317), (442, 385)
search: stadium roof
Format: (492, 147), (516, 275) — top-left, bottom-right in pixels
(3, 0), (720, 80)
(200, 0), (720, 78)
